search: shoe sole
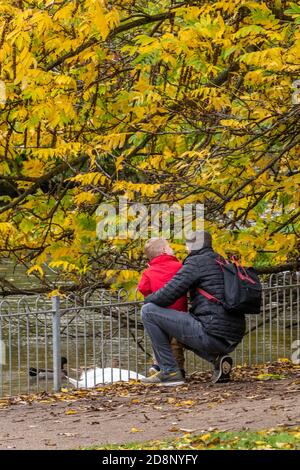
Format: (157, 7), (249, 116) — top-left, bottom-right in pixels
(158, 380), (185, 387)
(141, 380), (185, 386)
(212, 356), (233, 383)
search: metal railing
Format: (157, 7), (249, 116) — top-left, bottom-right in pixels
(0, 271), (299, 397)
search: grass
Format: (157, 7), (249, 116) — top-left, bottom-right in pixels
(84, 427), (300, 450)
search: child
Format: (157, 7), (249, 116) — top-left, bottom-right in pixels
(138, 238), (187, 376)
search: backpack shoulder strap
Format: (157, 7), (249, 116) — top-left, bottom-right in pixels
(197, 287), (223, 305)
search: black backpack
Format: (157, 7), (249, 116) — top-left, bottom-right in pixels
(197, 256), (262, 315)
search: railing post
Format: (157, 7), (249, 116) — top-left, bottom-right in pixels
(52, 295), (61, 392)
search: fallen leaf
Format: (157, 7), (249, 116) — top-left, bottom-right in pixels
(168, 426), (180, 432)
(276, 442), (294, 449)
(167, 398), (176, 404)
(200, 433), (212, 442)
(130, 427), (144, 433)
(256, 373), (285, 381)
(175, 400), (195, 407)
(65, 409), (78, 415)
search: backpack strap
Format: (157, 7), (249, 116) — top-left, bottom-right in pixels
(197, 287), (223, 305)
(231, 257), (257, 285)
(216, 255), (228, 271)
(196, 254), (226, 305)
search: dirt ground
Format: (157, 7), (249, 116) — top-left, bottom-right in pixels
(0, 362), (300, 450)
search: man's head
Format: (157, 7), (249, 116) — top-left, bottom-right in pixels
(185, 230), (212, 253)
(144, 238), (173, 260)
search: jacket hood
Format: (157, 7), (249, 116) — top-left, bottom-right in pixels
(185, 246), (214, 261)
(148, 254), (179, 266)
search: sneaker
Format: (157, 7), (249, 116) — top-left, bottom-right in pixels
(149, 364), (161, 375)
(212, 355), (233, 383)
(141, 370), (185, 386)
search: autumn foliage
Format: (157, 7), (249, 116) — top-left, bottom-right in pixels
(0, 0), (299, 294)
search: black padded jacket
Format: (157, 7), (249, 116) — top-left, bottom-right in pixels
(144, 247), (246, 343)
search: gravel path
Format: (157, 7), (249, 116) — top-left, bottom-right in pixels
(0, 363), (299, 450)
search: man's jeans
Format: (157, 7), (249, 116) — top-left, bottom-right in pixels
(141, 303), (237, 373)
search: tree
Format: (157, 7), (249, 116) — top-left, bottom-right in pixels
(0, 0), (299, 295)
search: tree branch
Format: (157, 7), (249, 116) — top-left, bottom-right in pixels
(0, 155), (88, 215)
(256, 262), (300, 275)
(45, 11), (175, 72)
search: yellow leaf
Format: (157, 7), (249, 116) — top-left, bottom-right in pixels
(74, 191), (96, 205)
(65, 409), (78, 415)
(68, 172), (107, 186)
(92, 1), (109, 40)
(278, 358), (291, 363)
(200, 433), (212, 442)
(27, 265), (44, 277)
(175, 400), (195, 407)
(23, 159), (45, 177)
(276, 442), (294, 449)
(130, 427), (144, 433)
(0, 222), (14, 235)
(115, 155), (124, 171)
(256, 373), (284, 381)
(225, 198), (251, 213)
(49, 260), (79, 272)
(47, 290), (65, 299)
(106, 8), (120, 29)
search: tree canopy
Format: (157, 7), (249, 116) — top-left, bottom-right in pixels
(0, 0), (299, 295)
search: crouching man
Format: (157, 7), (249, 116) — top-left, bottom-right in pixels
(141, 231), (246, 386)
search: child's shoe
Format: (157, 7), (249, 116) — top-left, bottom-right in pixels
(149, 364), (160, 375)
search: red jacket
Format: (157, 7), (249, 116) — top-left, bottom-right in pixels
(138, 254), (187, 312)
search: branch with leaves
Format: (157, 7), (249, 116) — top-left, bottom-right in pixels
(0, 0), (299, 295)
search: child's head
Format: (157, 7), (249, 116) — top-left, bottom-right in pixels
(144, 238), (173, 260)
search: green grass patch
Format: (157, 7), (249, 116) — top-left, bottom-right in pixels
(84, 427), (300, 450)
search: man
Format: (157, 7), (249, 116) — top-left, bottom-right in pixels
(141, 231), (246, 386)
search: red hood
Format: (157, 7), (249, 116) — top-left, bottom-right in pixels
(148, 254), (179, 266)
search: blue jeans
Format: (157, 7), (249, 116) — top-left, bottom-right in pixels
(141, 303), (237, 373)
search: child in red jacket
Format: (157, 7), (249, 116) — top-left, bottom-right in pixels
(138, 238), (187, 376)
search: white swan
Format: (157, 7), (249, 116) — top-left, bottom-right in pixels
(67, 367), (145, 388)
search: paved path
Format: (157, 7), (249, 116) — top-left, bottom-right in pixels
(0, 364), (299, 449)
